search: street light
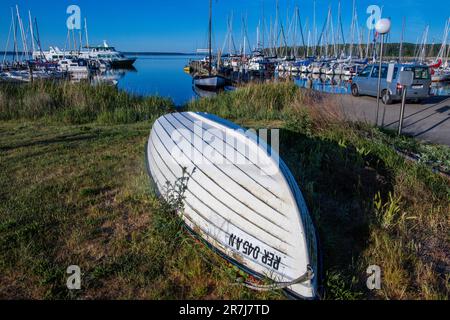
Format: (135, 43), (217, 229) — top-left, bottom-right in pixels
(375, 18), (391, 126)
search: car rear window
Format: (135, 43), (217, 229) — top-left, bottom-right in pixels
(371, 66), (389, 78)
(404, 67), (430, 80)
(368, 65), (399, 80)
(358, 66), (372, 77)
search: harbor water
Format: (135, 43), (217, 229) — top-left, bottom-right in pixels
(2, 53), (450, 106)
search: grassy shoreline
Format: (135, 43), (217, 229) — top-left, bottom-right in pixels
(0, 82), (448, 299)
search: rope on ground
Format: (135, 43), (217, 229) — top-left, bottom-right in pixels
(236, 266), (314, 292)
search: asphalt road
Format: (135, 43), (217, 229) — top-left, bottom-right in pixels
(333, 94), (450, 146)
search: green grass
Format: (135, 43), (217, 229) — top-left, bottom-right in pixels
(187, 82), (450, 300)
(0, 82), (449, 300)
(0, 81), (175, 125)
(0, 121), (281, 299)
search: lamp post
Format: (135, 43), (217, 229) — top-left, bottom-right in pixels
(375, 18), (391, 126)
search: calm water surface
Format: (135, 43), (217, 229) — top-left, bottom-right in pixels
(114, 55), (450, 101)
(116, 54), (197, 105)
(2, 53), (450, 104)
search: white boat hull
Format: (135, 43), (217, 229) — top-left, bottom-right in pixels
(146, 112), (319, 299)
(193, 76), (226, 90)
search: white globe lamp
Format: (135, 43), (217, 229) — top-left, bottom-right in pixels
(375, 18), (392, 35)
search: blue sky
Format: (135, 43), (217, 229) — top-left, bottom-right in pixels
(0, 0), (448, 53)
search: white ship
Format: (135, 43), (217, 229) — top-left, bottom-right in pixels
(78, 41), (136, 68)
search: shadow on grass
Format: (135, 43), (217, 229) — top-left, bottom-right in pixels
(277, 129), (394, 293)
(0, 133), (99, 152)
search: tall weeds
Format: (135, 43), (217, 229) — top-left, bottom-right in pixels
(0, 81), (175, 124)
(187, 82), (449, 300)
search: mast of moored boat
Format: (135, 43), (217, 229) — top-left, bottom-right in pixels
(349, 0), (356, 59)
(261, 0), (265, 52)
(366, 19), (372, 59)
(305, 19), (310, 57)
(446, 18), (450, 67)
(297, 6), (306, 58)
(78, 30), (83, 53)
(85, 18), (90, 49)
(336, 1), (344, 58)
(2, 10), (14, 67)
(12, 8), (19, 63)
(16, 5), (28, 61)
(399, 17), (405, 63)
(34, 18), (45, 61)
(312, 0), (316, 56)
(28, 11), (36, 58)
(436, 18), (450, 64)
(208, 0), (212, 76)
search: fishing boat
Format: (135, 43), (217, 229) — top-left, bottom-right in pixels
(193, 0), (227, 91)
(146, 112), (319, 299)
(193, 75), (226, 89)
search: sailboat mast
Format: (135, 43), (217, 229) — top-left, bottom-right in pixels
(34, 18), (44, 60)
(257, 20), (260, 50)
(12, 8), (19, 63)
(16, 5), (29, 60)
(208, 0), (212, 75)
(275, 0), (279, 56)
(445, 18), (450, 67)
(313, 0), (316, 55)
(85, 18), (90, 48)
(337, 1), (341, 56)
(29, 11), (36, 56)
(79, 30), (82, 53)
(399, 17), (405, 62)
(72, 28), (77, 52)
(349, 0), (355, 58)
(366, 23), (371, 59)
(261, 0), (265, 51)
(2, 12), (14, 66)
(297, 6), (306, 57)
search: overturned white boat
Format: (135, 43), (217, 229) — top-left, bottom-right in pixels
(146, 112), (319, 299)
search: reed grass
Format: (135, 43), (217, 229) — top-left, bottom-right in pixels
(0, 81), (175, 124)
(188, 82), (450, 300)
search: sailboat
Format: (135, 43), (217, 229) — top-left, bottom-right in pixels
(193, 0), (227, 91)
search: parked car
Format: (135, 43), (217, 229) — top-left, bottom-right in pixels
(351, 63), (431, 104)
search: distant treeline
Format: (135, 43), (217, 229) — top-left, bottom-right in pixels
(261, 42), (448, 59)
